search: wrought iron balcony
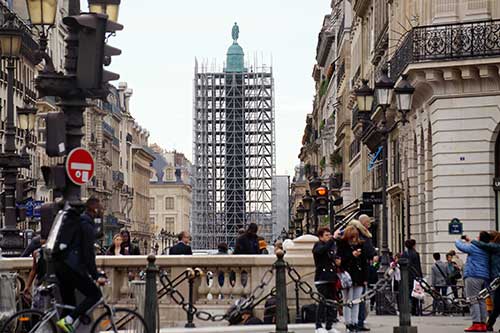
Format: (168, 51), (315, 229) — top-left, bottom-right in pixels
(390, 19), (500, 80)
(112, 171), (124, 183)
(102, 122), (115, 137)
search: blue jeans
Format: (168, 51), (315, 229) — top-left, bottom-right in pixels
(358, 287), (366, 326)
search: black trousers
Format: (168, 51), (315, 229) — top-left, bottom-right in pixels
(488, 286), (500, 327)
(55, 262), (102, 320)
(315, 283), (337, 329)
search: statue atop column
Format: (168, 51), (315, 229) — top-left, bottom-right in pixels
(232, 22), (239, 42)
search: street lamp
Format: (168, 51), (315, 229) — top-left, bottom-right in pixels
(88, 0), (121, 22)
(0, 14), (32, 256)
(25, 0), (58, 27)
(17, 106), (37, 131)
(354, 69), (415, 314)
(302, 192), (312, 234)
(355, 79), (374, 113)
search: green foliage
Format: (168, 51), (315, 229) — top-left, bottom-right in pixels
(320, 157), (326, 169)
(320, 119), (326, 130)
(329, 151), (343, 166)
(319, 79), (329, 98)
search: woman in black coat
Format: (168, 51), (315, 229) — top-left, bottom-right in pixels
(402, 239), (423, 316)
(337, 226), (368, 332)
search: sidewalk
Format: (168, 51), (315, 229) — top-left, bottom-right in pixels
(159, 316), (498, 333)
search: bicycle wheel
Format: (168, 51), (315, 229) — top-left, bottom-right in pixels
(1, 309), (56, 333)
(91, 308), (148, 333)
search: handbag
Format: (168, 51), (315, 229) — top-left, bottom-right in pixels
(411, 279), (425, 300)
(338, 271), (353, 289)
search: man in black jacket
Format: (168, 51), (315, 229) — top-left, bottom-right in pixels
(234, 223), (259, 255)
(313, 227), (339, 333)
(169, 231), (193, 255)
(55, 198), (105, 333)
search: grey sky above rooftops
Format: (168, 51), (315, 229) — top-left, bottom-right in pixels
(93, 0), (330, 175)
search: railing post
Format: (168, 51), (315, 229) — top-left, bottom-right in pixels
(185, 272), (196, 328)
(275, 249), (288, 333)
(145, 254), (159, 333)
(394, 258), (417, 333)
(294, 280), (302, 323)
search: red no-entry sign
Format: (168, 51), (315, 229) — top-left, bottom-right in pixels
(66, 148), (95, 185)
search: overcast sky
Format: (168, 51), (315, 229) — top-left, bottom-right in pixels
(95, 0), (330, 176)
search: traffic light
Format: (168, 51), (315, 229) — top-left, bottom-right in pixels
(315, 186), (329, 215)
(62, 13), (123, 94)
(44, 112), (66, 157)
(41, 165), (66, 191)
(16, 179), (36, 204)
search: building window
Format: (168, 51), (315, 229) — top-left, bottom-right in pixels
(165, 197), (175, 210)
(165, 217), (175, 233)
(150, 197), (155, 210)
(392, 139), (401, 184)
(165, 168), (174, 181)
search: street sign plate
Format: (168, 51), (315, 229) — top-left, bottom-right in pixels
(362, 191), (383, 205)
(448, 218), (463, 235)
(66, 148), (95, 185)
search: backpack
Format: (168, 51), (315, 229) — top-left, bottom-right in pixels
(46, 209), (82, 260)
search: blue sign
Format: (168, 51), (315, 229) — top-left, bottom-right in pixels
(368, 146), (383, 172)
(448, 218), (463, 235)
(23, 199), (44, 218)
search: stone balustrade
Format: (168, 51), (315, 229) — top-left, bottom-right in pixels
(0, 235), (319, 327)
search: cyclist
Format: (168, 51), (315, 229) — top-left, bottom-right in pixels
(55, 197), (106, 333)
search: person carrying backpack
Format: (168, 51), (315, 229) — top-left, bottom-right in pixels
(55, 197), (106, 333)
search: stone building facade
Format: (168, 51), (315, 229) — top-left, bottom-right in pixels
(149, 145), (192, 252)
(300, 0), (500, 271)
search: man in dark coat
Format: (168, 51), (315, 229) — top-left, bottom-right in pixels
(313, 227), (339, 332)
(234, 223), (259, 255)
(169, 231), (193, 255)
(402, 239), (423, 315)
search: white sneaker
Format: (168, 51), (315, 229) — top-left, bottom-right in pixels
(315, 328), (328, 333)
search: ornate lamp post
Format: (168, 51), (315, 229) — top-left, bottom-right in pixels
(302, 191), (313, 234)
(0, 13), (32, 256)
(354, 69), (414, 277)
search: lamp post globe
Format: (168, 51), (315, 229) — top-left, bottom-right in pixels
(296, 202), (306, 220)
(25, 0), (58, 27)
(355, 79), (374, 113)
(374, 67), (394, 108)
(394, 74), (415, 119)
(88, 0), (121, 22)
(0, 27), (22, 58)
(17, 107), (37, 131)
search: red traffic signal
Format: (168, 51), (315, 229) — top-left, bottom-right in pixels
(315, 186), (329, 216)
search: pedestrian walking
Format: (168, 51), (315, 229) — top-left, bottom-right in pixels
(402, 239), (423, 316)
(349, 215), (374, 331)
(312, 227), (340, 333)
(472, 231), (500, 331)
(106, 233), (128, 255)
(445, 252), (461, 298)
(390, 254), (401, 312)
(455, 232), (491, 332)
(431, 253), (449, 313)
(234, 223), (259, 255)
(169, 231), (193, 255)
(338, 226), (368, 333)
(120, 230), (141, 255)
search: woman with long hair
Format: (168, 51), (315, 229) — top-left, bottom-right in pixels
(472, 231), (500, 331)
(106, 234), (128, 255)
(337, 226), (368, 332)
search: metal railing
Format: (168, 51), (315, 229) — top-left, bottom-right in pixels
(390, 19), (500, 79)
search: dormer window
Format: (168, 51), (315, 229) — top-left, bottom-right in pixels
(164, 167), (174, 181)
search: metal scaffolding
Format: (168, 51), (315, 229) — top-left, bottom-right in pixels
(192, 59), (276, 249)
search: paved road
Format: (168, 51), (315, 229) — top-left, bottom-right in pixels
(160, 316), (499, 332)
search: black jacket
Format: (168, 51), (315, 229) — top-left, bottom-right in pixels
(402, 248), (423, 281)
(169, 242), (193, 255)
(234, 234), (259, 255)
(337, 239), (368, 286)
(122, 242), (141, 255)
(312, 239), (337, 282)
(65, 212), (98, 279)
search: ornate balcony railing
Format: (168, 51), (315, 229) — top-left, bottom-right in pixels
(390, 19), (500, 80)
(102, 121), (115, 137)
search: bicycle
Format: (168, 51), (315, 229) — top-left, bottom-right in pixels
(1, 283), (148, 333)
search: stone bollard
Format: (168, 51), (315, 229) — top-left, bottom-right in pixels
(394, 258), (417, 333)
(275, 249), (288, 333)
(145, 254), (159, 333)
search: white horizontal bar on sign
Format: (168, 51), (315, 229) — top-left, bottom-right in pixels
(70, 163), (92, 171)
